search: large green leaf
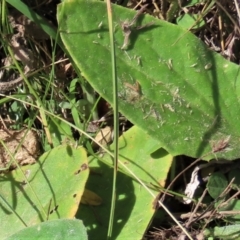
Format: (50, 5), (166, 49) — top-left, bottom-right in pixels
(58, 0), (240, 160)
(77, 126), (173, 239)
(5, 219), (87, 240)
(0, 145), (89, 239)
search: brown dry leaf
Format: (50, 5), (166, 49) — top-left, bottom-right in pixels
(92, 126), (112, 147)
(0, 128), (40, 169)
(9, 10), (49, 40)
(81, 189), (102, 206)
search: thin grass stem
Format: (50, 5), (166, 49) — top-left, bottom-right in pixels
(106, 0), (118, 239)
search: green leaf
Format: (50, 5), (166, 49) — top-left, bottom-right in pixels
(177, 13), (205, 30)
(204, 224), (240, 239)
(58, 0), (240, 161)
(47, 117), (73, 149)
(219, 199), (240, 223)
(207, 172), (228, 199)
(5, 219), (87, 240)
(184, 0), (202, 7)
(0, 145), (89, 239)
(77, 126), (173, 239)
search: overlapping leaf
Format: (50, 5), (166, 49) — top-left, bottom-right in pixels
(58, 0), (240, 160)
(0, 145), (89, 239)
(77, 126), (173, 239)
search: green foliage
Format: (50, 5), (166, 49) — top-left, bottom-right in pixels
(5, 219), (87, 240)
(204, 224), (240, 239)
(203, 168), (240, 239)
(0, 145), (89, 239)
(207, 172), (228, 199)
(2, 0), (240, 239)
(177, 13), (205, 30)
(58, 0), (240, 161)
(77, 126), (173, 239)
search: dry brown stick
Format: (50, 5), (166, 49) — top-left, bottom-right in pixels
(185, 188), (208, 228)
(120, 4), (154, 49)
(201, 178), (235, 230)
